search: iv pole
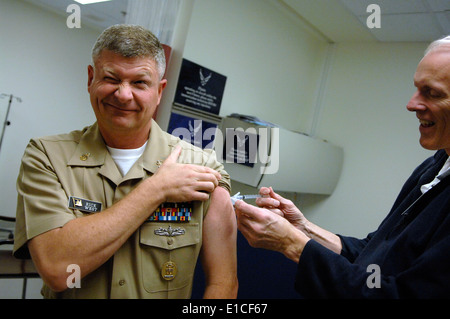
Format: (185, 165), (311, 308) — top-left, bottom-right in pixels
(0, 93), (22, 155)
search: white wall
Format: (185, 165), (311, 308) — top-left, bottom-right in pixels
(183, 0), (328, 133)
(0, 0), (100, 298)
(183, 0), (434, 239)
(292, 42), (434, 237)
(0, 0), (99, 217)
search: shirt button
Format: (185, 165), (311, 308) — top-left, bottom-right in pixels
(167, 238), (174, 245)
(119, 279), (125, 286)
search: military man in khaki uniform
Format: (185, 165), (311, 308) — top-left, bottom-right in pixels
(13, 25), (238, 299)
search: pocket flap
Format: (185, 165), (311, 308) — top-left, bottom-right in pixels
(140, 223), (200, 250)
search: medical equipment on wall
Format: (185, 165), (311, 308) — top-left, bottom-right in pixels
(218, 116), (344, 195)
(0, 93), (22, 155)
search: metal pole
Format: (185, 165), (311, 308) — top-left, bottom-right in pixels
(0, 94), (21, 155)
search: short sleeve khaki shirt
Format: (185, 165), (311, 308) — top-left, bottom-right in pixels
(13, 119), (230, 298)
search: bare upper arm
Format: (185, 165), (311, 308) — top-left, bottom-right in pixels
(200, 186), (238, 296)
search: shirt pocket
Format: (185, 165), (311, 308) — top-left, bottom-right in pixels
(139, 222), (201, 293)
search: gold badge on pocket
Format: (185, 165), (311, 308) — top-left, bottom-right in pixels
(161, 261), (177, 281)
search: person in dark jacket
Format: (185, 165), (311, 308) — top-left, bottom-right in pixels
(234, 35), (450, 298)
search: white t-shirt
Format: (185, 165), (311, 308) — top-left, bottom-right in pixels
(420, 156), (450, 194)
(107, 141), (148, 176)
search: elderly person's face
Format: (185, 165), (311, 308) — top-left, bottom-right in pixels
(407, 47), (450, 155)
(87, 50), (166, 146)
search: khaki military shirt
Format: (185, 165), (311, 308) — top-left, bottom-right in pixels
(13, 119), (230, 298)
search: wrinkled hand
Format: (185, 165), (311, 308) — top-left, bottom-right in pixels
(255, 187), (306, 231)
(234, 200), (308, 262)
(235, 200), (293, 249)
(153, 145), (222, 202)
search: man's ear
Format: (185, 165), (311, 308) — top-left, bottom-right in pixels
(87, 65), (94, 92)
(157, 78), (168, 103)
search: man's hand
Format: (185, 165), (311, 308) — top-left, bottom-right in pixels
(153, 145), (222, 202)
(255, 187), (342, 255)
(256, 187), (306, 231)
(234, 200), (309, 263)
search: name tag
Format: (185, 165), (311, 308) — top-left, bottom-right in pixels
(68, 196), (102, 213)
(147, 202), (193, 222)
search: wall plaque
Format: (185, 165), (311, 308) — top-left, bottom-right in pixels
(174, 59), (226, 115)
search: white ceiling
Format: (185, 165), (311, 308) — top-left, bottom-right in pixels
(23, 0), (128, 30)
(340, 0), (449, 42)
(282, 0), (449, 42)
(24, 0), (450, 42)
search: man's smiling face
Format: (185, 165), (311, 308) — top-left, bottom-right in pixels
(87, 50), (166, 148)
(407, 47), (450, 155)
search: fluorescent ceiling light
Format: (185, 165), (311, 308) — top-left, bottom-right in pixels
(74, 0), (112, 4)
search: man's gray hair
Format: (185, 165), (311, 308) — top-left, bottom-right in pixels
(92, 24), (166, 80)
(425, 35), (450, 55)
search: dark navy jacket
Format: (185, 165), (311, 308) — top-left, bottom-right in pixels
(295, 150), (450, 298)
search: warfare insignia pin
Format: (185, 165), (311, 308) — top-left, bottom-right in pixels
(154, 225), (185, 237)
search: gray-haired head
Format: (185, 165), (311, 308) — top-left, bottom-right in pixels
(92, 24), (166, 80)
(424, 35), (450, 56)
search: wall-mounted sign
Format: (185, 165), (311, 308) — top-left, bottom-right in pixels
(174, 59), (227, 115)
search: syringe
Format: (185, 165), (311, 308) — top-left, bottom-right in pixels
(230, 192), (262, 205)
